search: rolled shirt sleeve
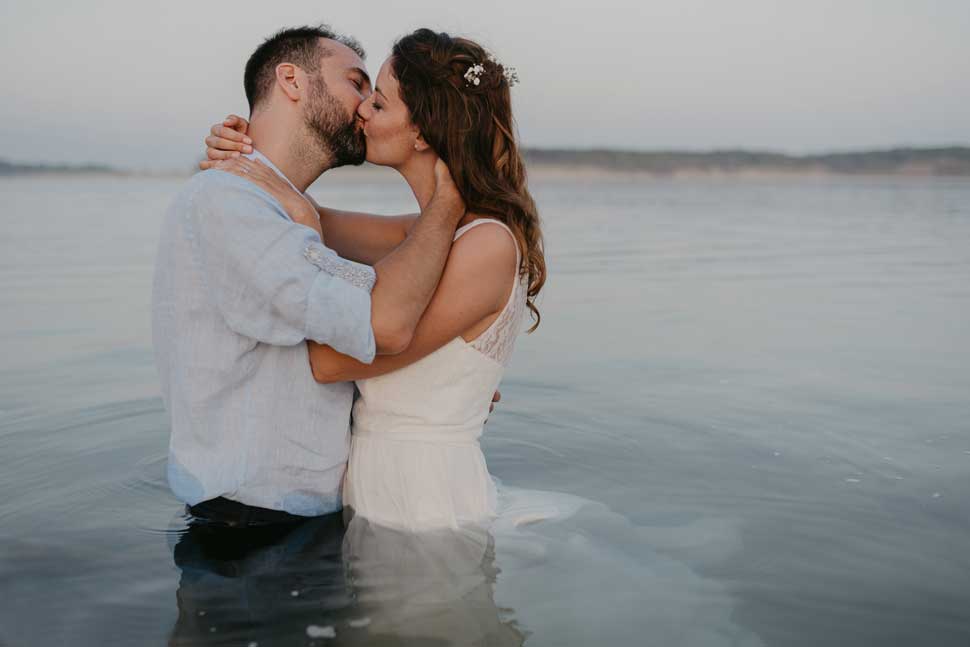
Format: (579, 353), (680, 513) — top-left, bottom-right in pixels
(188, 173), (376, 363)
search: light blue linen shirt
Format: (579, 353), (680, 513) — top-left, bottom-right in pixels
(152, 151), (376, 516)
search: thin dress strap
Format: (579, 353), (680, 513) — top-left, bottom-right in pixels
(453, 219), (527, 366)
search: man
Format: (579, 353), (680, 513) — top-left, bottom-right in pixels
(152, 25), (464, 525)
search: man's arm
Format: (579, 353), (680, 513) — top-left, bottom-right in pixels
(367, 160), (465, 355)
(201, 115), (418, 265)
(204, 157), (464, 357)
(189, 174), (377, 363)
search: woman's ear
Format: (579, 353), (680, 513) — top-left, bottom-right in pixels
(412, 132), (431, 153)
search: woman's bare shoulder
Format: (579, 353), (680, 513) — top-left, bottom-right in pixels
(452, 216), (517, 267)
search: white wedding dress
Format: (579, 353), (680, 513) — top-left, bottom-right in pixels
(343, 218), (528, 531)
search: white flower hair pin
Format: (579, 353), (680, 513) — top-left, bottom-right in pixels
(463, 63), (486, 86)
(463, 54), (519, 88)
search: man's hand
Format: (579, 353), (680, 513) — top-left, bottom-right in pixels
(431, 158), (465, 218)
(367, 157), (466, 354)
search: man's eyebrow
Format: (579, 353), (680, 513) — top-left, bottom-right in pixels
(350, 67), (371, 86)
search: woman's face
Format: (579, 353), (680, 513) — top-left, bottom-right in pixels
(356, 58), (421, 167)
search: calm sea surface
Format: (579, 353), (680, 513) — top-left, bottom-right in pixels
(1, 170), (968, 646)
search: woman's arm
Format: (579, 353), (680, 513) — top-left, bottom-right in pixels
(311, 198), (417, 266)
(308, 221), (517, 383)
(201, 114), (416, 265)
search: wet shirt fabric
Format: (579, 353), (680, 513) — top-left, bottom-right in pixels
(152, 151), (375, 516)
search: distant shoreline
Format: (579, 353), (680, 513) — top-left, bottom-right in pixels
(4, 146), (970, 178)
(522, 147), (970, 177)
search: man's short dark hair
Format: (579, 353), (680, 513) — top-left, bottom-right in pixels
(244, 25), (365, 113)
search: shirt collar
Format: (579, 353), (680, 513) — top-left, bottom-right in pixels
(244, 149), (301, 193)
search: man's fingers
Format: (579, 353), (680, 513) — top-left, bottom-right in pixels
(492, 390), (501, 403)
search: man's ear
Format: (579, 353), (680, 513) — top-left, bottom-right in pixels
(275, 63), (303, 102)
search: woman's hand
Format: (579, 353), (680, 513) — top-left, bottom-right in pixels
(213, 157), (322, 238)
(200, 114), (253, 171)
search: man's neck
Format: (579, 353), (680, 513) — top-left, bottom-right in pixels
(247, 110), (332, 192)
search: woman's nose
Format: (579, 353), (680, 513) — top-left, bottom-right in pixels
(356, 100), (371, 121)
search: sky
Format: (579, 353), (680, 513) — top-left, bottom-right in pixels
(1, 0), (968, 170)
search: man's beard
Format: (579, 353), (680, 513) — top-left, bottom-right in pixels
(304, 78), (366, 168)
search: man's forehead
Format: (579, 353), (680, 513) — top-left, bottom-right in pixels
(318, 37), (364, 68)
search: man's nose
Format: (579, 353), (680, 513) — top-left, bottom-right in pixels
(356, 99), (372, 120)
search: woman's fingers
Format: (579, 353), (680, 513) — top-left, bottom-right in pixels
(240, 159), (277, 182)
(206, 149), (240, 163)
(223, 114), (250, 134)
(205, 130), (252, 153)
(209, 122), (251, 143)
(218, 125), (252, 146)
(213, 158), (277, 187)
(213, 158), (254, 179)
(199, 152), (239, 171)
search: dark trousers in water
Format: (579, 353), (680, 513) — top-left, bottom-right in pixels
(187, 496), (312, 527)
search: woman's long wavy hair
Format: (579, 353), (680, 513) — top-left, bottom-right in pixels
(392, 29), (545, 331)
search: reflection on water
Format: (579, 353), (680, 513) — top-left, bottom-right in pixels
(169, 513), (523, 646)
(344, 518), (525, 645)
(170, 515), (352, 645)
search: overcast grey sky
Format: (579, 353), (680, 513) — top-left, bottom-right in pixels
(2, 0), (968, 170)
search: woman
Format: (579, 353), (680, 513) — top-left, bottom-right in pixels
(205, 29), (544, 532)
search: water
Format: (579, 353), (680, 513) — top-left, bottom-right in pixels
(1, 170), (968, 646)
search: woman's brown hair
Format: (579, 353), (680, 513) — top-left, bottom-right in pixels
(392, 29), (545, 331)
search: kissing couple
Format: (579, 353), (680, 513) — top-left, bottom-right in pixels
(153, 24), (544, 533)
